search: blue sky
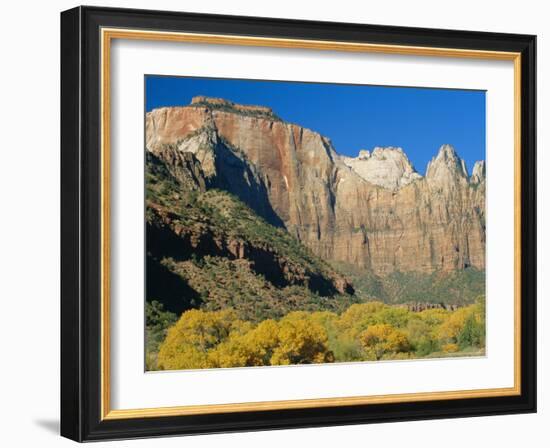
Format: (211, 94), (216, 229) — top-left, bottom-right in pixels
(146, 76), (485, 175)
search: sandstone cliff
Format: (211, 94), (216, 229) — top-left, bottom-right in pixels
(146, 97), (485, 275)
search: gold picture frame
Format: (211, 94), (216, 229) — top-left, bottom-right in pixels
(61, 6), (536, 441)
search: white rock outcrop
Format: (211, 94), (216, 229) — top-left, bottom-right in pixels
(340, 146), (422, 190)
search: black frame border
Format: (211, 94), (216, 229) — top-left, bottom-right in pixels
(61, 6), (536, 442)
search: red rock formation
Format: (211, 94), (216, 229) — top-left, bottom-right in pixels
(146, 98), (485, 275)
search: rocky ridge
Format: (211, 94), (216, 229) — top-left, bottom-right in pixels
(146, 97), (486, 275)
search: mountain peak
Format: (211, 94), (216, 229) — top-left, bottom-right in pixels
(438, 143), (458, 159)
(471, 160), (486, 184)
(426, 144), (468, 183)
(341, 146), (422, 190)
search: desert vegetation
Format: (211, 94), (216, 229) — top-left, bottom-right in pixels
(333, 261), (486, 306)
(146, 297), (485, 370)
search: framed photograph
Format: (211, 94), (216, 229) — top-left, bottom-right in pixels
(60, 6), (536, 441)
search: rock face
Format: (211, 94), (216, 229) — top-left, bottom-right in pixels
(146, 97), (485, 275)
(471, 160), (486, 185)
(426, 144), (469, 185)
(340, 147), (423, 190)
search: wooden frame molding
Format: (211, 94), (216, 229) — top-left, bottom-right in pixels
(100, 28), (522, 421)
(61, 6), (536, 441)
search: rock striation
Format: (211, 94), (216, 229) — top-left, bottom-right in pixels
(146, 97), (486, 275)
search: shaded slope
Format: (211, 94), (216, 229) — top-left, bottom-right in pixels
(146, 151), (355, 321)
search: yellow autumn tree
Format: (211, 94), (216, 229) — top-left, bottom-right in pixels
(158, 309), (335, 369)
(359, 324), (411, 360)
(337, 302), (385, 339)
(338, 302), (386, 328)
(152, 298), (486, 370)
(270, 312), (334, 365)
(211, 319), (279, 368)
(211, 312), (334, 367)
(406, 317), (439, 356)
(157, 309), (245, 370)
(437, 306), (472, 343)
(418, 308), (450, 327)
(436, 300), (485, 351)
(309, 311), (339, 330)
